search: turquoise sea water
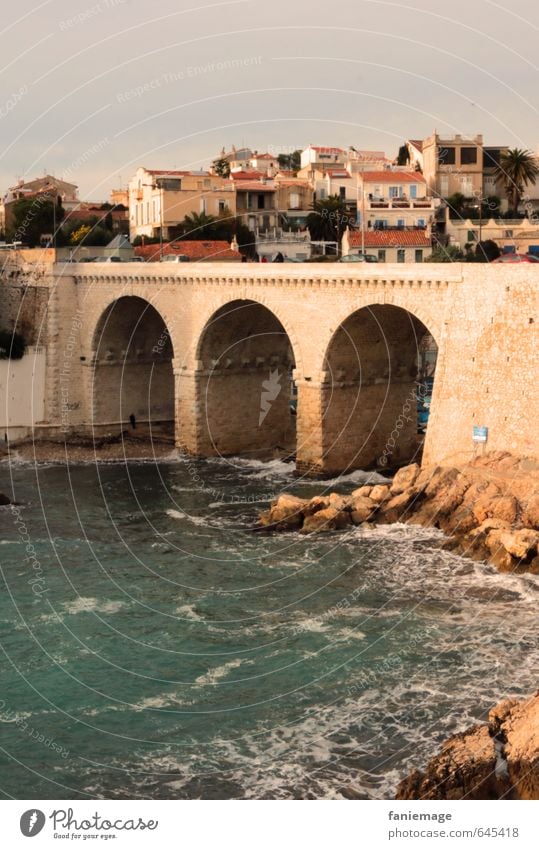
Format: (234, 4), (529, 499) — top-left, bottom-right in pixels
(1, 456), (538, 800)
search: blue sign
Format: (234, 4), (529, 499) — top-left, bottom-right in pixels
(473, 426), (488, 443)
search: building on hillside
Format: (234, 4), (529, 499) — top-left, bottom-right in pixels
(300, 145), (347, 169)
(128, 167), (235, 241)
(231, 172), (277, 233)
(246, 152), (279, 175)
(1, 175), (80, 237)
(342, 228), (432, 263)
(110, 187), (129, 207)
(274, 175), (313, 228)
(420, 133), (508, 204)
(134, 239), (242, 262)
(358, 171), (439, 232)
(444, 213), (539, 255)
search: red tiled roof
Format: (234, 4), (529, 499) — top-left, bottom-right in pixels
(311, 146), (345, 153)
(234, 181), (275, 192)
(231, 170), (266, 180)
(348, 230), (431, 248)
(135, 240), (242, 262)
(360, 171), (426, 183)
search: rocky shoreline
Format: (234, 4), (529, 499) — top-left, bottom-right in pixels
(0, 434), (176, 465)
(259, 452), (539, 575)
(259, 450), (539, 799)
(396, 691), (539, 800)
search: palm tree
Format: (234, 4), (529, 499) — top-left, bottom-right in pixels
(496, 148), (539, 213)
(181, 211), (218, 239)
(306, 195), (350, 252)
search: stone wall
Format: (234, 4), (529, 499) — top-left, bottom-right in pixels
(1, 262), (537, 474)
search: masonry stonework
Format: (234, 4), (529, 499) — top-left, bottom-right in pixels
(1, 263), (537, 474)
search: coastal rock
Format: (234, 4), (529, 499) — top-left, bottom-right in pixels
(352, 485), (372, 499)
(390, 463), (420, 495)
(369, 484), (391, 504)
(264, 494), (306, 529)
(303, 496), (329, 517)
(498, 529), (539, 560)
(396, 691), (539, 800)
(0, 493), (11, 506)
(301, 506), (351, 534)
(522, 495), (539, 529)
(328, 493), (350, 512)
(349, 496), (377, 524)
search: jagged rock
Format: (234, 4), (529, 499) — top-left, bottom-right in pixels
(301, 506), (351, 534)
(390, 463), (420, 495)
(369, 484), (391, 504)
(396, 691), (539, 800)
(473, 494), (519, 525)
(263, 494), (306, 529)
(352, 485), (372, 499)
(328, 493), (350, 512)
(303, 496), (329, 517)
(349, 496), (377, 524)
(522, 495), (539, 529)
(498, 529), (539, 560)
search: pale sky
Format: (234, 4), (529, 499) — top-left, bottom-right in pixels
(1, 0), (538, 200)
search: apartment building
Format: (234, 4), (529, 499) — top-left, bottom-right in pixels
(420, 133), (508, 203)
(128, 167), (235, 240)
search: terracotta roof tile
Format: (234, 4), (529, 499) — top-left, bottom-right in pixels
(135, 240), (242, 261)
(348, 230), (431, 248)
(360, 171), (426, 183)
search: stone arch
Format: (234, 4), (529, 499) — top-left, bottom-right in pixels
(191, 299), (298, 458)
(90, 295), (175, 436)
(319, 302), (439, 474)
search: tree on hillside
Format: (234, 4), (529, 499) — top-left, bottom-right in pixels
(212, 157), (230, 178)
(277, 150), (301, 172)
(181, 211), (219, 239)
(496, 148), (539, 213)
(397, 144), (410, 166)
(425, 245), (465, 262)
(9, 196), (65, 247)
(306, 196), (350, 251)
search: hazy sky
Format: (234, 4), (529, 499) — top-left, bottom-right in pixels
(1, 0), (538, 199)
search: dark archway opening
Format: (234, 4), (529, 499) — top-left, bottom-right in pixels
(91, 297), (174, 438)
(322, 304), (438, 473)
(196, 300), (296, 458)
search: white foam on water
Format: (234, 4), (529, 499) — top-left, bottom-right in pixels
(63, 597), (126, 616)
(175, 603), (203, 622)
(166, 508), (209, 527)
(195, 658), (254, 686)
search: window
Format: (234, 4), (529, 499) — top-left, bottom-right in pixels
(440, 177), (449, 196)
(415, 249), (423, 263)
(319, 188), (327, 200)
(397, 218), (405, 228)
(503, 245), (516, 254)
(410, 185), (417, 199)
(146, 202), (150, 223)
(378, 249), (386, 262)
(257, 194), (265, 209)
(460, 147), (478, 165)
(504, 229), (513, 238)
(467, 230), (477, 242)
(438, 146), (456, 165)
(339, 186), (346, 199)
(374, 219), (387, 230)
(397, 249), (405, 262)
(289, 192), (300, 209)
(389, 186), (401, 198)
(417, 218), (426, 228)
(218, 200), (227, 214)
(483, 148), (502, 168)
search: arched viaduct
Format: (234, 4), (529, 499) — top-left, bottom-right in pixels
(33, 262), (539, 475)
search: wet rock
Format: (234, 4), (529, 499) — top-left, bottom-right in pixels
(498, 529), (539, 560)
(301, 506), (351, 534)
(303, 496), (329, 517)
(263, 494), (306, 529)
(349, 496), (377, 524)
(351, 485), (372, 499)
(396, 691), (539, 800)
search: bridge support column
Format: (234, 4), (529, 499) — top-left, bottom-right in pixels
(295, 379), (326, 476)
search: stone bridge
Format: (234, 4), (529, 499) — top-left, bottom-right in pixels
(12, 261), (539, 474)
